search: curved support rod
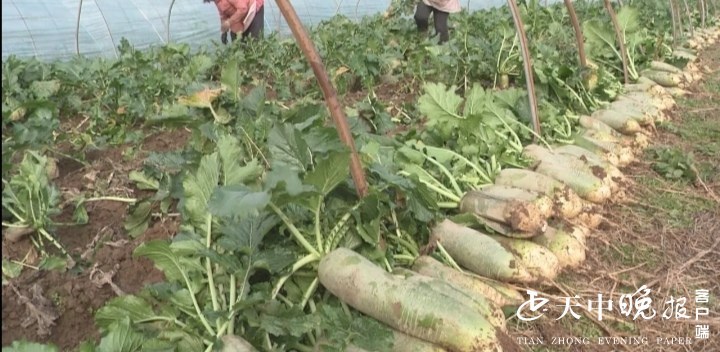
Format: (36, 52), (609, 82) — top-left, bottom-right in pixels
(603, 0), (630, 84)
(563, 0), (587, 68)
(273, 0), (369, 198)
(674, 0), (685, 39)
(94, 0), (118, 58)
(682, 0), (694, 37)
(76, 0), (84, 56)
(507, 0), (541, 140)
(669, 0), (679, 44)
(167, 0), (177, 43)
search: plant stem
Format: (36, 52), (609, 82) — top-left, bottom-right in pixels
(11, 260), (39, 270)
(437, 201), (459, 209)
(135, 317), (213, 346)
(299, 277), (319, 309)
(1, 222), (28, 228)
(204, 215), (221, 325)
(4, 208), (27, 225)
(228, 274), (236, 335)
(46, 149), (89, 167)
(269, 203), (320, 257)
(37, 228), (71, 259)
(84, 196), (137, 203)
(314, 200), (324, 255)
(237, 125), (270, 168)
(271, 253), (320, 299)
(393, 254), (417, 262)
(179, 262), (216, 336)
(289, 344), (315, 352)
(425, 146), (492, 184)
(422, 154), (464, 197)
(325, 205), (358, 253)
(437, 242), (465, 273)
(398, 171), (461, 202)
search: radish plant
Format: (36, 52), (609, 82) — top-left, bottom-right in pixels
(2, 151), (70, 261)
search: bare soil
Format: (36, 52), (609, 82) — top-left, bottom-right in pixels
(1, 128), (187, 349)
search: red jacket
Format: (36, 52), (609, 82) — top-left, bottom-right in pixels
(214, 0), (264, 33)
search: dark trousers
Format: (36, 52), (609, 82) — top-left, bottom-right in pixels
(414, 2), (450, 43)
(225, 5), (265, 43)
(242, 4), (265, 40)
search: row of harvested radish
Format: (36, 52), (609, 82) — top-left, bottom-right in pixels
(642, 27), (720, 93)
(305, 25), (719, 352)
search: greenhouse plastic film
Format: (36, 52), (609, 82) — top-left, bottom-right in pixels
(2, 0), (537, 61)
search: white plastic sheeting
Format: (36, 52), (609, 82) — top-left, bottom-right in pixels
(2, 0), (396, 61)
(2, 0), (523, 61)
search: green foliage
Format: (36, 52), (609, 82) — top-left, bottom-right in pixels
(1, 341), (59, 352)
(1, 150), (68, 258)
(650, 147), (698, 181)
(2, 0), (708, 350)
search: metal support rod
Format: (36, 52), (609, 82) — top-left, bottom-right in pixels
(563, 0), (588, 68)
(94, 0), (118, 58)
(507, 0), (541, 140)
(273, 0), (369, 198)
(76, 0), (84, 56)
(603, 0), (630, 84)
(167, 0), (177, 43)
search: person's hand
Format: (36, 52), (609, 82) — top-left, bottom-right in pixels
(221, 20), (231, 32)
(221, 31), (228, 44)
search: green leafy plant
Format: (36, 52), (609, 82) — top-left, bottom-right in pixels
(2, 151), (70, 260)
(583, 6), (649, 81)
(650, 147), (698, 181)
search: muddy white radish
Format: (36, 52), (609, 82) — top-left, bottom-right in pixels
(458, 190), (549, 235)
(318, 247), (510, 352)
(493, 169), (583, 219)
(411, 256), (523, 308)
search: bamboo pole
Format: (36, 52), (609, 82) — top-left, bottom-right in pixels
(507, 0), (542, 140)
(682, 0), (695, 37)
(710, 0), (716, 17)
(603, 0), (630, 84)
(273, 0), (369, 198)
(670, 0), (679, 44)
(674, 0), (685, 39)
(563, 0), (588, 67)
